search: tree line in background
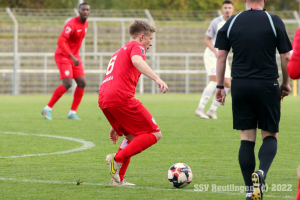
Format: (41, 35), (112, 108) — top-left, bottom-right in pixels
(0, 0), (298, 11)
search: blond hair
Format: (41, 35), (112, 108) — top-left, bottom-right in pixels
(129, 20), (155, 38)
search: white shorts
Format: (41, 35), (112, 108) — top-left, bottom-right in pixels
(204, 48), (231, 78)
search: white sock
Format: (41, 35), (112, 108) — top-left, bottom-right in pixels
(198, 81), (217, 109)
(68, 110), (76, 115)
(209, 87), (230, 111)
(44, 105), (52, 111)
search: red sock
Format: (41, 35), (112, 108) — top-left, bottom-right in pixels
(115, 134), (157, 163)
(118, 138), (131, 181)
(47, 85), (67, 108)
(296, 179), (300, 200)
(71, 87), (85, 111)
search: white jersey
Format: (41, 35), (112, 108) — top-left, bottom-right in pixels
(204, 15), (231, 78)
(205, 15), (226, 56)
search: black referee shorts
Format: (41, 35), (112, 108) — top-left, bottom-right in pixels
(231, 78), (281, 133)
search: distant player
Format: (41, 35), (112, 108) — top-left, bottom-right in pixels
(41, 3), (90, 120)
(195, 0), (234, 119)
(98, 20), (168, 185)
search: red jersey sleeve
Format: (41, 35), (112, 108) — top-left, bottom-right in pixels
(130, 44), (146, 60)
(57, 35), (72, 56)
(61, 21), (74, 39)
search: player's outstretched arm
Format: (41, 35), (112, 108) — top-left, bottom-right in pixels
(280, 52), (291, 98)
(215, 50), (228, 105)
(132, 55), (168, 93)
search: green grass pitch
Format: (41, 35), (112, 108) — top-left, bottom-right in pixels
(0, 94), (299, 199)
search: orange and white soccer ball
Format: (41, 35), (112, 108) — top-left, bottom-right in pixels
(168, 163), (193, 188)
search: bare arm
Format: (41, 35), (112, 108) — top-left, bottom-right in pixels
(205, 35), (218, 57)
(215, 50), (229, 105)
(280, 52), (291, 98)
(131, 55), (168, 93)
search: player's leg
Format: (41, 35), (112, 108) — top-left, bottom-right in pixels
(207, 62), (231, 119)
(41, 58), (73, 120)
(195, 76), (216, 119)
(117, 133), (134, 184)
(113, 99), (161, 163)
(68, 62), (86, 120)
(239, 129), (257, 197)
(195, 54), (217, 119)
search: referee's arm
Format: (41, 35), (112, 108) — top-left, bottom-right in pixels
(280, 52), (291, 97)
(216, 50), (228, 86)
(215, 50), (229, 105)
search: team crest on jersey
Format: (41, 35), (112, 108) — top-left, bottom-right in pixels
(207, 27), (212, 34)
(139, 46), (145, 55)
(65, 26), (72, 34)
(65, 70), (70, 76)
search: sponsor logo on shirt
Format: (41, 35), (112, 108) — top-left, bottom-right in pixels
(77, 29), (82, 32)
(65, 26), (72, 34)
(139, 46), (145, 55)
(102, 76), (113, 84)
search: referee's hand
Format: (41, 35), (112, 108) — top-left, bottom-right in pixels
(216, 88), (226, 106)
(280, 83), (291, 98)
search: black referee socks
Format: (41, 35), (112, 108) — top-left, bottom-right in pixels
(258, 136), (277, 180)
(239, 140), (256, 193)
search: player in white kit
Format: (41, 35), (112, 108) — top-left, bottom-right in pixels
(195, 0), (234, 119)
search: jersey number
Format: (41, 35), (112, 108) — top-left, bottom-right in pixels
(106, 55), (117, 75)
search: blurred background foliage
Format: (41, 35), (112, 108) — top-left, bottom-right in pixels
(0, 0), (298, 11)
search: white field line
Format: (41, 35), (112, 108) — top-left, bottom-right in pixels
(0, 132), (95, 158)
(0, 177), (294, 199)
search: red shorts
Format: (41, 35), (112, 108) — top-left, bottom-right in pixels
(55, 55), (85, 79)
(101, 98), (160, 137)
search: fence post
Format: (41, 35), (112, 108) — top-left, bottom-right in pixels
(145, 9), (156, 94)
(185, 55), (189, 94)
(93, 21), (98, 60)
(6, 7), (19, 95)
(121, 21), (125, 47)
(99, 55), (103, 87)
(43, 56), (47, 94)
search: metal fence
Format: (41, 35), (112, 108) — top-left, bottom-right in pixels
(0, 9), (299, 94)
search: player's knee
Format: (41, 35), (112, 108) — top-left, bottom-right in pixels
(77, 80), (86, 88)
(62, 80), (72, 90)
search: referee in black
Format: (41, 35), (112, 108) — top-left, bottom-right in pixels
(215, 0), (292, 199)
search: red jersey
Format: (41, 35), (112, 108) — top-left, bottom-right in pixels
(290, 28), (300, 62)
(98, 41), (146, 109)
(55, 16), (88, 59)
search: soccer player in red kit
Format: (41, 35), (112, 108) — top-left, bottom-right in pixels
(98, 20), (168, 185)
(287, 28), (300, 79)
(41, 3), (90, 120)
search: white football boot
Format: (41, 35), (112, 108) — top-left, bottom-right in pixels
(109, 178), (135, 186)
(206, 110), (217, 119)
(106, 153), (122, 183)
(195, 108), (209, 119)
